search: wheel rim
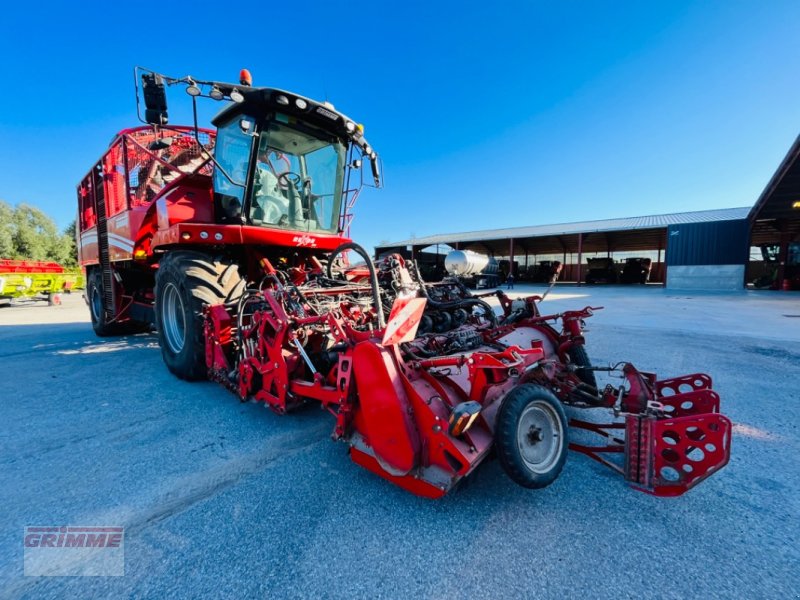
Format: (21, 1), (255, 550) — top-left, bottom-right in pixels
(516, 400), (563, 474)
(161, 283), (186, 354)
(90, 284), (103, 322)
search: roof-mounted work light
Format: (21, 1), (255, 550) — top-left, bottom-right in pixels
(230, 88), (245, 103)
(209, 85), (225, 101)
(185, 80), (201, 97)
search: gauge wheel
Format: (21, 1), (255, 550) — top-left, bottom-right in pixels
(495, 384), (568, 489)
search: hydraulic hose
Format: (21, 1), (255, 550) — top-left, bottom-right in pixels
(411, 262), (497, 326)
(328, 242), (386, 329)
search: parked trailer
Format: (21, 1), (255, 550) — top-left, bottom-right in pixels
(0, 259), (84, 304)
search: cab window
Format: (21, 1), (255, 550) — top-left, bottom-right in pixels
(213, 117), (254, 221)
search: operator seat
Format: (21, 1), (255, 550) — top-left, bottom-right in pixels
(253, 168), (290, 225)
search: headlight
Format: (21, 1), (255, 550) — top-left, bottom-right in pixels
(295, 98), (308, 109)
(275, 95), (289, 106)
(345, 121), (355, 133)
(448, 401), (482, 436)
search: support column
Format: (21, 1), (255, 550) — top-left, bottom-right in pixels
(509, 238), (515, 278)
(576, 233), (583, 286)
(777, 227), (791, 289)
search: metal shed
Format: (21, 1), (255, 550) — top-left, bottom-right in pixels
(376, 207), (750, 288)
(665, 220), (750, 289)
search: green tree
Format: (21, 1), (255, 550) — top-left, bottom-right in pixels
(12, 204), (60, 260)
(61, 220), (78, 268)
(0, 200), (14, 257)
(0, 202), (77, 266)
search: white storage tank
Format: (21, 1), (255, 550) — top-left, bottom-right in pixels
(445, 250), (492, 276)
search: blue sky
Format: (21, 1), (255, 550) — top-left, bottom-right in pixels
(1, 1), (799, 252)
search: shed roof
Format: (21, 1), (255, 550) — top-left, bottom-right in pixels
(748, 134), (800, 244)
(379, 207), (750, 249)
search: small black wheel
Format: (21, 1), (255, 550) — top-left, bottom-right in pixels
(87, 270), (150, 337)
(154, 251), (244, 380)
(88, 270), (114, 336)
(568, 344), (597, 388)
(495, 384), (568, 489)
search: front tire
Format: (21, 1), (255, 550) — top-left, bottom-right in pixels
(495, 384), (568, 489)
(154, 251), (244, 380)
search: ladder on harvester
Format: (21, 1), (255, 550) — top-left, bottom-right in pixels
(93, 162), (115, 320)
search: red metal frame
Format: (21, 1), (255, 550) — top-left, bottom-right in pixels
(0, 260), (65, 274)
(202, 266), (732, 498)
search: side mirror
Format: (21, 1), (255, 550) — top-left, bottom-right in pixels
(142, 73), (168, 125)
(370, 156), (381, 187)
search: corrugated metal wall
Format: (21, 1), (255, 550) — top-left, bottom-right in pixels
(666, 219), (750, 266)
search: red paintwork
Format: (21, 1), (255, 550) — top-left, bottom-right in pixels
(635, 412), (731, 496)
(150, 222), (351, 253)
(205, 282), (548, 496)
(352, 342), (420, 474)
(76, 126), (218, 267)
(568, 362), (731, 497)
(0, 260), (65, 273)
(77, 124), (351, 266)
(75, 122), (353, 328)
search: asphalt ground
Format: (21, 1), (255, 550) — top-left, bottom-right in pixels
(1, 286), (798, 599)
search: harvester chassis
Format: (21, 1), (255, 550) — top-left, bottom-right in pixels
(75, 68), (731, 499)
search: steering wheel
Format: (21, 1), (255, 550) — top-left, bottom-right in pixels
(277, 171), (303, 191)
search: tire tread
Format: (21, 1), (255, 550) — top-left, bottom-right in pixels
(154, 251), (243, 380)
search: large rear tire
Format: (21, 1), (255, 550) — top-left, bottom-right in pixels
(154, 251), (244, 380)
(88, 270), (148, 337)
(495, 384), (568, 489)
(88, 271), (116, 337)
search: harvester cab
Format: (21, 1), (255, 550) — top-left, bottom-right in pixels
(138, 67), (380, 235)
(75, 68), (731, 500)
